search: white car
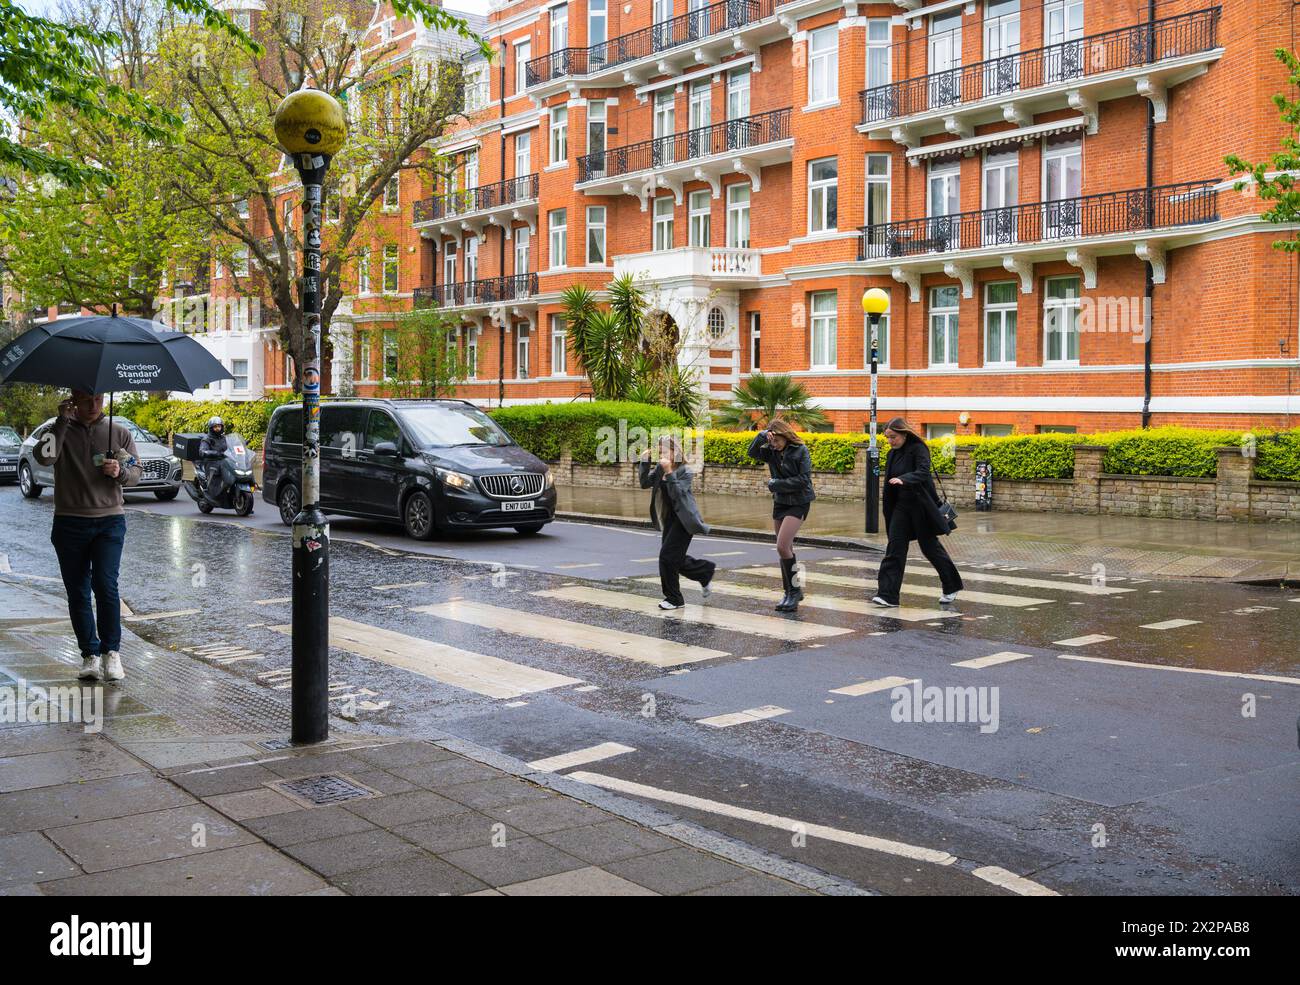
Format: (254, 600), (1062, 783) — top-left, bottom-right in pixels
(18, 417), (183, 500)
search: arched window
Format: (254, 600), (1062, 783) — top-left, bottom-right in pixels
(707, 307), (727, 342)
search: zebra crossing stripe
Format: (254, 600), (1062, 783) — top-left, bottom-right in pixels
(413, 600), (728, 668)
(269, 617), (581, 698)
(632, 578), (957, 622)
(735, 567), (1053, 608)
(823, 558), (1134, 596)
(533, 585), (851, 642)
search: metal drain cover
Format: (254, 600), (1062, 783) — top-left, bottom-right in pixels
(259, 738), (293, 751)
(274, 774), (376, 807)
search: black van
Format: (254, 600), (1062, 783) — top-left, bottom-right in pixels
(261, 398), (557, 539)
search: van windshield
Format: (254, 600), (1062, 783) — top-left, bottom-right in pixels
(398, 405), (513, 448)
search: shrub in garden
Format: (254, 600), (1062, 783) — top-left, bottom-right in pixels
(488, 401), (685, 464)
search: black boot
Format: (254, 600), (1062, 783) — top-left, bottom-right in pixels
(776, 557), (800, 612)
(780, 556), (800, 610)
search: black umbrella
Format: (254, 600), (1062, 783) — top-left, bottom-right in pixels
(0, 312), (235, 453)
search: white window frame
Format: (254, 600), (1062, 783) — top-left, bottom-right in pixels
(515, 39), (531, 93)
(550, 3), (568, 51)
(382, 244), (399, 294)
(466, 328), (478, 380)
(516, 323), (530, 380)
(688, 190), (711, 247)
(653, 195), (674, 252)
(983, 280), (1018, 366)
(442, 240), (457, 285)
(383, 175), (399, 210)
(586, 205), (606, 264)
(726, 182), (750, 248)
(548, 209), (567, 269)
(588, 99), (606, 159)
(550, 106), (568, 164)
(749, 311), (761, 370)
(232, 247), (249, 277)
(929, 285), (960, 367)
(358, 248), (371, 295)
(514, 226), (531, 274)
(550, 314), (567, 376)
(383, 330), (398, 381)
(358, 331), (371, 381)
(810, 291), (838, 370)
(807, 26), (839, 107)
(589, 0), (607, 48)
(1044, 275), (1081, 365)
(515, 131), (531, 176)
(866, 19), (891, 90)
(808, 156), (838, 235)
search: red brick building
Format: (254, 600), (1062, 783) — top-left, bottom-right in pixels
(260, 1), (1300, 437)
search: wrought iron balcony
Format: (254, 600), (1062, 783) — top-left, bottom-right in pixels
(578, 107), (790, 183)
(857, 180), (1218, 262)
(860, 7), (1221, 127)
(525, 0), (778, 87)
(413, 273), (538, 309)
(414, 174), (539, 225)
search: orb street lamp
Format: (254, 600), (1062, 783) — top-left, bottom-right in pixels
(861, 287), (890, 535)
(273, 89), (346, 745)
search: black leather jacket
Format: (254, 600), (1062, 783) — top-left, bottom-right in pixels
(748, 432), (815, 507)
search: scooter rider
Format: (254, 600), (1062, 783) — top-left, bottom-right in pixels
(199, 416), (229, 502)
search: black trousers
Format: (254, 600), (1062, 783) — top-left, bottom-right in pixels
(876, 509), (963, 605)
(659, 510), (715, 606)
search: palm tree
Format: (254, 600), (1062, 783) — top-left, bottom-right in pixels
(712, 372), (830, 431)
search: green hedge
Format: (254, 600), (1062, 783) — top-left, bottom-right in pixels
(488, 401), (686, 464)
(120, 393), (297, 448)
(1254, 429), (1300, 481)
(701, 430), (959, 475)
(1088, 426), (1243, 477)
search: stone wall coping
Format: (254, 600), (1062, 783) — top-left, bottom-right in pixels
(1100, 473), (1215, 484)
(1250, 479), (1300, 490)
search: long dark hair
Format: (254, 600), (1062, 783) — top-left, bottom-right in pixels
(883, 416), (923, 445)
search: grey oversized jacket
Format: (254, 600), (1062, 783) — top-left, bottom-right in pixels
(638, 460), (710, 536)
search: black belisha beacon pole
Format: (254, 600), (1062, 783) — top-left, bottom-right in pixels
(861, 288), (890, 535)
(273, 89), (346, 745)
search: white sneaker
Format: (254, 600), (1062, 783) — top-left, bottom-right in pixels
(871, 596), (897, 608)
(78, 655), (102, 680)
(939, 592), (959, 604)
(700, 581), (712, 600)
(103, 651), (125, 682)
(658, 599), (681, 610)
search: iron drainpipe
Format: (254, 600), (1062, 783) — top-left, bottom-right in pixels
(498, 40), (508, 409)
(1140, 0), (1156, 427)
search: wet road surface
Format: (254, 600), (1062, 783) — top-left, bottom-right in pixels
(3, 485), (1297, 895)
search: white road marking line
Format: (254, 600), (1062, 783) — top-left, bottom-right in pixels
(413, 600), (727, 668)
(555, 562), (603, 570)
(831, 675), (918, 697)
(737, 567), (1052, 608)
(373, 581), (429, 591)
(953, 651), (1034, 669)
(572, 685), (600, 692)
(824, 558), (1134, 595)
(971, 865), (1061, 896)
(269, 617), (581, 699)
(253, 597), (292, 605)
(504, 700), (528, 708)
(567, 771), (956, 865)
(704, 551), (746, 557)
(634, 577), (957, 622)
(533, 585), (851, 642)
(697, 705), (791, 728)
(631, 557), (661, 563)
(527, 742), (636, 772)
(119, 599), (134, 617)
(1140, 618), (1201, 630)
(124, 609), (201, 622)
(1054, 634), (1116, 646)
(1058, 653), (1300, 685)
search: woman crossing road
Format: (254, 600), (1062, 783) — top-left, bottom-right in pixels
(639, 435), (716, 610)
(872, 417), (963, 608)
(748, 419), (815, 612)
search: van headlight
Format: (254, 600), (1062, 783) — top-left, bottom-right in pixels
(544, 469), (554, 489)
(435, 467), (475, 491)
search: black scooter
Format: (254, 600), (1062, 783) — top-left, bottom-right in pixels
(178, 432), (257, 516)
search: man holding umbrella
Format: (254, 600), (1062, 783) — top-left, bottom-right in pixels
(34, 390), (142, 681)
(0, 311), (233, 684)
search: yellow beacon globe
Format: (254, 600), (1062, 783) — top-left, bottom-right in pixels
(273, 89), (346, 157)
(862, 287), (890, 317)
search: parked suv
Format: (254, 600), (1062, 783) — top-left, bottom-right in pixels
(0, 426), (21, 485)
(261, 398), (556, 539)
(18, 417), (182, 500)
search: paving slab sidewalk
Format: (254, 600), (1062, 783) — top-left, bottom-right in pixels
(0, 580), (855, 897)
(556, 485), (1300, 585)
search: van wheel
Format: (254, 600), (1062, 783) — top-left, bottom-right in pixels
(277, 483), (299, 527)
(18, 463), (42, 498)
(514, 523), (545, 534)
(403, 490), (436, 540)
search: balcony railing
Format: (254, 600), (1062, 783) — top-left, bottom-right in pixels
(413, 273), (538, 308)
(414, 174), (539, 225)
(857, 180), (1218, 261)
(860, 7), (1221, 126)
(525, 0), (778, 87)
(578, 107), (791, 183)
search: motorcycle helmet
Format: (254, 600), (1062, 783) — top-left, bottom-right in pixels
(207, 416), (225, 435)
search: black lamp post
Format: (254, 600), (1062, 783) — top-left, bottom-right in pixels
(861, 287), (890, 535)
(273, 89), (346, 745)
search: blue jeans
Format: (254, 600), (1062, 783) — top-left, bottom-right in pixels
(50, 515), (126, 657)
